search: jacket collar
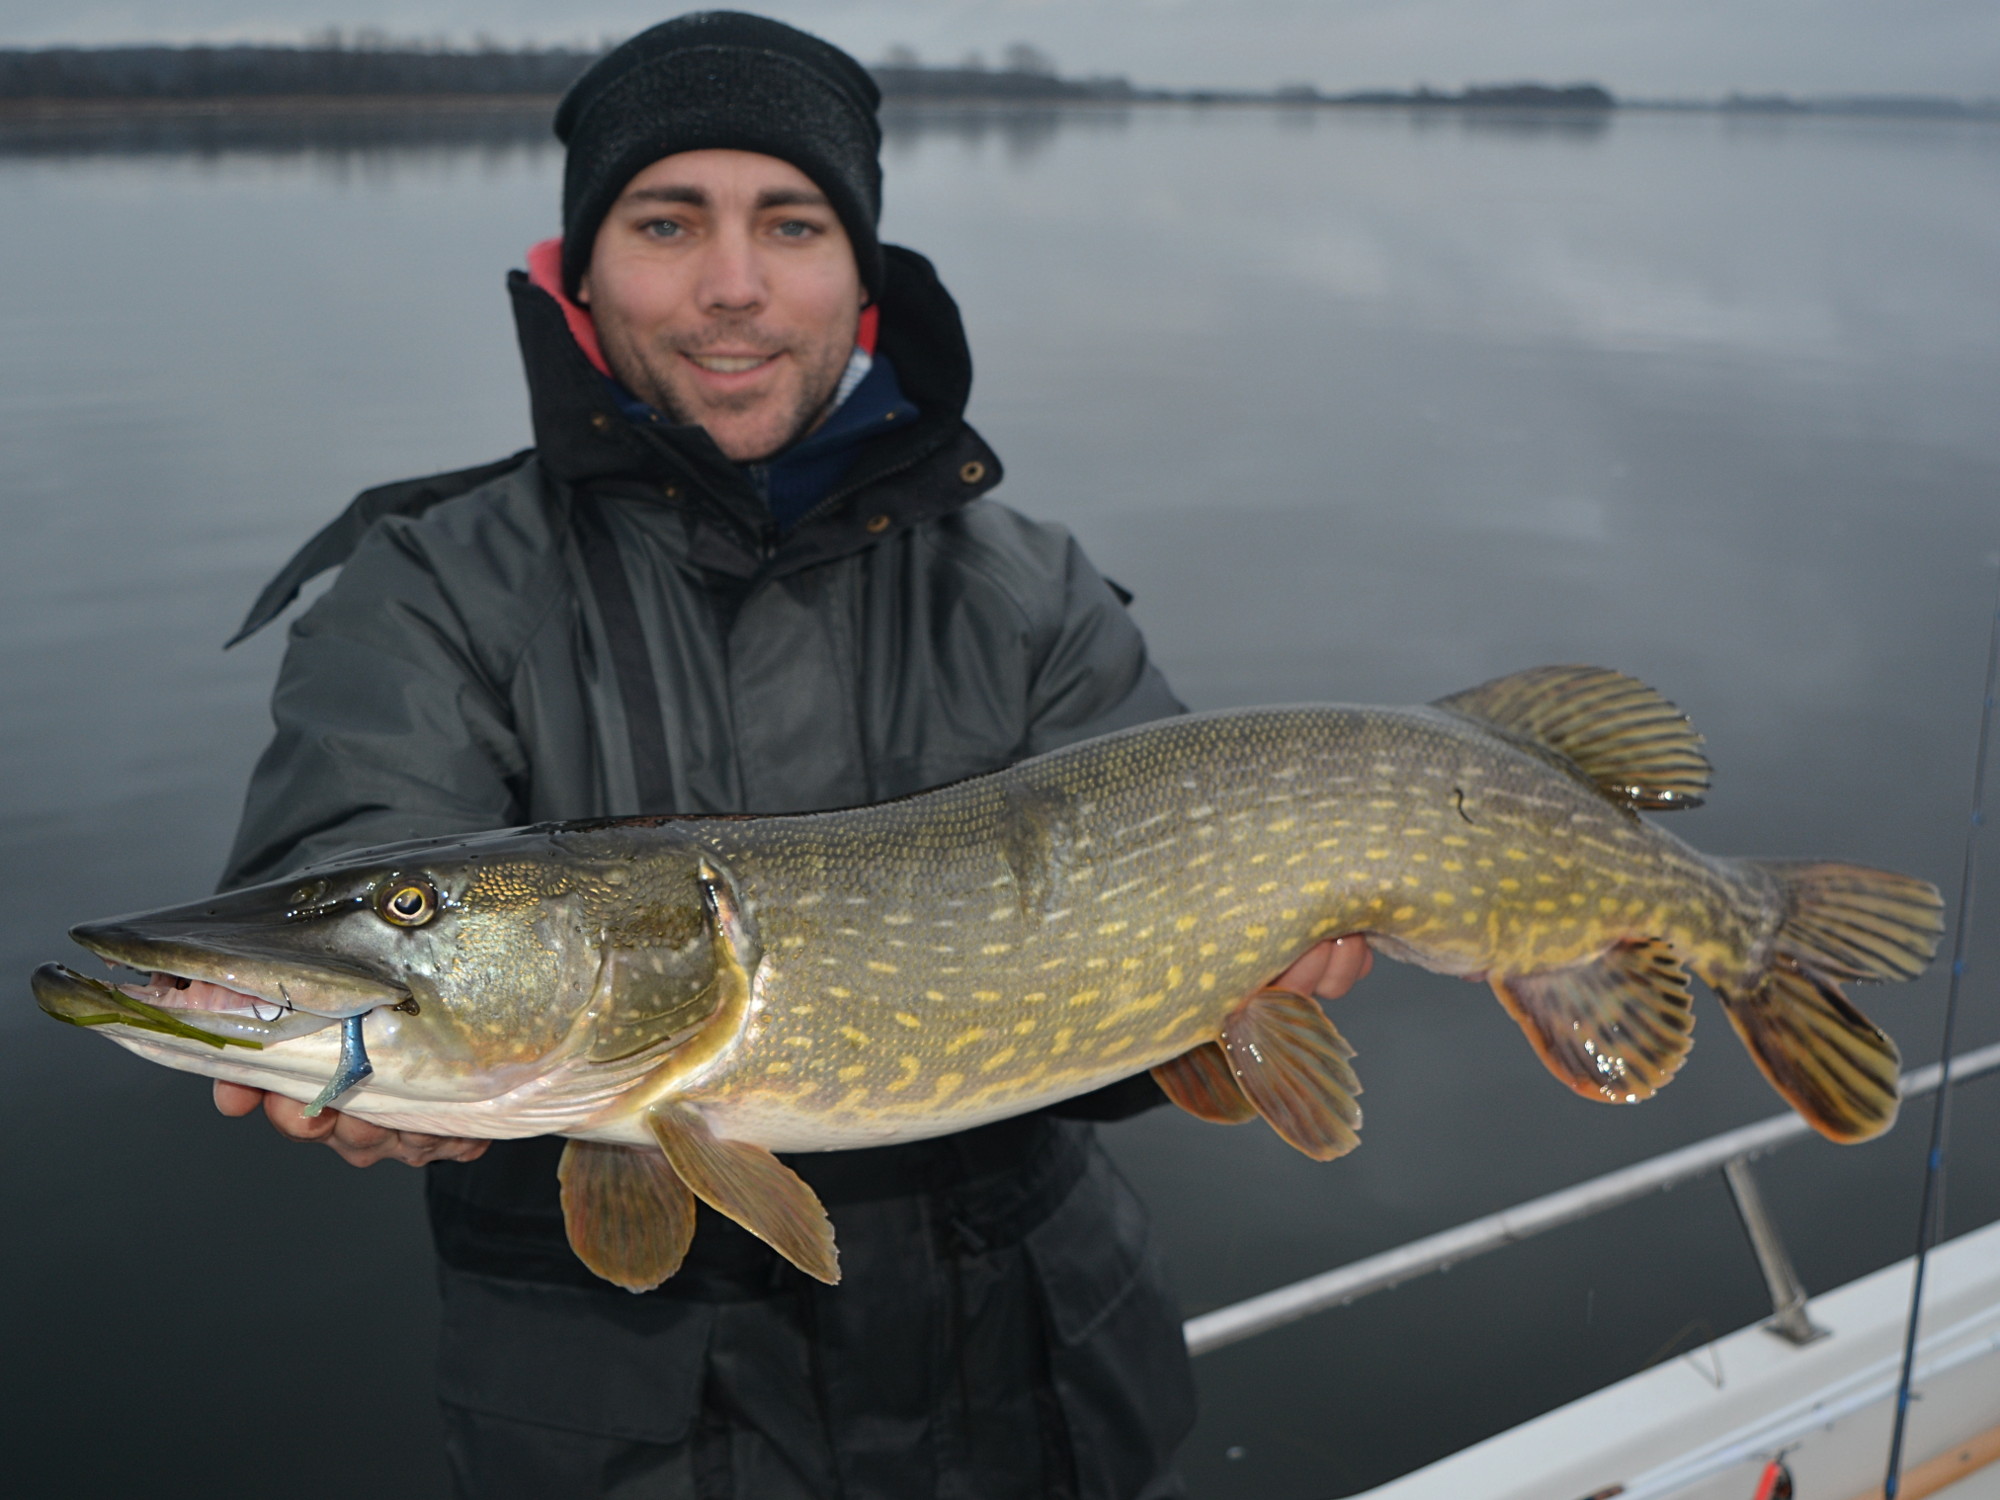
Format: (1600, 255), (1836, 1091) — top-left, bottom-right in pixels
(508, 243), (1001, 579)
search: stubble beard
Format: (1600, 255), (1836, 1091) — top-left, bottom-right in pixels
(613, 318), (854, 463)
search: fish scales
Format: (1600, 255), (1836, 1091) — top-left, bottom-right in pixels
(681, 705), (1761, 1151)
(36, 667), (1943, 1290)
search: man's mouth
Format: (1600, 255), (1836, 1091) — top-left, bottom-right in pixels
(684, 352), (779, 375)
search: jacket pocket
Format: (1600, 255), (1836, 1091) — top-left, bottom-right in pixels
(435, 1265), (714, 1445)
(1025, 1144), (1198, 1499)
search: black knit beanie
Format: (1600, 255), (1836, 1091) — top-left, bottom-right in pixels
(554, 11), (884, 301)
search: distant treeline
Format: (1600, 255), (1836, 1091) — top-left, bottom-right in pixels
(0, 44), (1624, 108)
(0, 44), (597, 99)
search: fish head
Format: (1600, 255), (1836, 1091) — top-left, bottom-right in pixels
(32, 821), (729, 1114)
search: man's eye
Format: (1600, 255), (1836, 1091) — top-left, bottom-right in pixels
(642, 219), (685, 239)
(773, 219), (819, 239)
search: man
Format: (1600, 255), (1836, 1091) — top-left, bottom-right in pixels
(216, 12), (1369, 1498)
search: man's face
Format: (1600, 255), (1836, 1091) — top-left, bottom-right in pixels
(579, 149), (865, 463)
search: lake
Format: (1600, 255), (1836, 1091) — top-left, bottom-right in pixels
(3, 99), (1998, 1499)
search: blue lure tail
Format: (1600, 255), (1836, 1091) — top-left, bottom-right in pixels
(302, 1013), (373, 1117)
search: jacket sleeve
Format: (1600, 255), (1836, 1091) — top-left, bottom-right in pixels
(1021, 532), (1186, 756)
(219, 513), (538, 890)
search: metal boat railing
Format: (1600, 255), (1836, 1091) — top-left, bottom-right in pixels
(1184, 1039), (2000, 1357)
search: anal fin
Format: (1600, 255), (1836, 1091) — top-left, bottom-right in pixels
(558, 1138), (696, 1293)
(1219, 989), (1363, 1160)
(1152, 1040), (1256, 1124)
(647, 1102), (839, 1284)
(1489, 937), (1695, 1105)
(1716, 963), (1901, 1143)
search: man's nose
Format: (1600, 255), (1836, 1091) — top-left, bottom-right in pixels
(695, 227), (766, 314)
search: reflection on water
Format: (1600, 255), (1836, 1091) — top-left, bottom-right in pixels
(2, 103), (1998, 1500)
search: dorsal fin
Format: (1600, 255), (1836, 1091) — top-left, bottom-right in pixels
(1433, 665), (1711, 810)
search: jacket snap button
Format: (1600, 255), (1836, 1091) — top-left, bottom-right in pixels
(865, 513), (892, 534)
(660, 483), (680, 500)
(590, 412), (613, 433)
(958, 460), (986, 485)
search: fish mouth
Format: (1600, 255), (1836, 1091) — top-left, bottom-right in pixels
(68, 907), (409, 1022)
(45, 896), (413, 1049)
(31, 963), (341, 1049)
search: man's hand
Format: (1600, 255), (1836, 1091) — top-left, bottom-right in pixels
(212, 1080), (489, 1168)
(1272, 934), (1373, 1002)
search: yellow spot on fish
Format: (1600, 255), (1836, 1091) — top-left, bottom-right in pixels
(1442, 861), (1464, 873)
(1051, 1026), (1075, 1056)
(973, 990), (1002, 1002)
(1442, 834), (1469, 848)
(1024, 991), (1046, 1003)
(1014, 1018), (1037, 1035)
(766, 1061), (793, 1075)
(980, 1047), (1018, 1072)
(1245, 924), (1269, 939)
(1068, 988), (1101, 1007)
(1100, 1036), (1134, 1057)
(1366, 849), (1389, 860)
(931, 1072), (964, 1102)
(1506, 849), (1530, 862)
(1234, 950), (1259, 965)
(791, 1004), (815, 1016)
(1498, 878), (1521, 893)
(1434, 891), (1456, 905)
(1393, 905), (1417, 921)
(888, 1056), (921, 1090)
(981, 943), (1012, 956)
(838, 1064), (866, 1082)
(1301, 879), (1330, 894)
(784, 1036), (812, 1048)
(946, 1028), (988, 1053)
(1176, 914), (1198, 931)
(839, 1025), (871, 1046)
(1200, 972), (1217, 990)
(1267, 818), (1296, 833)
(1199, 942), (1219, 957)
(827, 987), (852, 999)
(894, 1012), (922, 1029)
(1167, 965), (1184, 987)
(866, 960), (899, 975)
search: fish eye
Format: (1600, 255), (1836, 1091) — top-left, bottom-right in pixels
(376, 876), (438, 928)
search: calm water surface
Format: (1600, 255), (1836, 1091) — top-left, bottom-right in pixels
(4, 103), (1999, 1498)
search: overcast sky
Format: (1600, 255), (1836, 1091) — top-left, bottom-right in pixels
(0, 0), (1994, 99)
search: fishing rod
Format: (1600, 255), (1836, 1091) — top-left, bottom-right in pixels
(1882, 566), (2000, 1499)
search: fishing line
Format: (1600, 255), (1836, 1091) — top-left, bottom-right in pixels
(1882, 564), (2000, 1499)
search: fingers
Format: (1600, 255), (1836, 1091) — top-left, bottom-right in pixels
(326, 1115), (489, 1169)
(212, 1079), (266, 1117)
(1272, 936), (1373, 1002)
(220, 1082), (489, 1167)
(1314, 935), (1373, 1000)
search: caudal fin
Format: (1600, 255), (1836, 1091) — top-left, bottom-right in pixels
(1717, 861), (1943, 1143)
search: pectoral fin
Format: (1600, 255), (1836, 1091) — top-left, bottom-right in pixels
(1219, 989), (1364, 1160)
(558, 1139), (696, 1293)
(1152, 1041), (1256, 1124)
(646, 1102), (839, 1284)
(1489, 937), (1695, 1105)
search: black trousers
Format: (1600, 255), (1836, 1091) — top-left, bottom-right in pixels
(428, 1119), (1196, 1500)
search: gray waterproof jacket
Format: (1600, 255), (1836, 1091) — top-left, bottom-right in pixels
(223, 246), (1195, 1498)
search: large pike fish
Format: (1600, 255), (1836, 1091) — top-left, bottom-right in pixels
(34, 667), (1942, 1291)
